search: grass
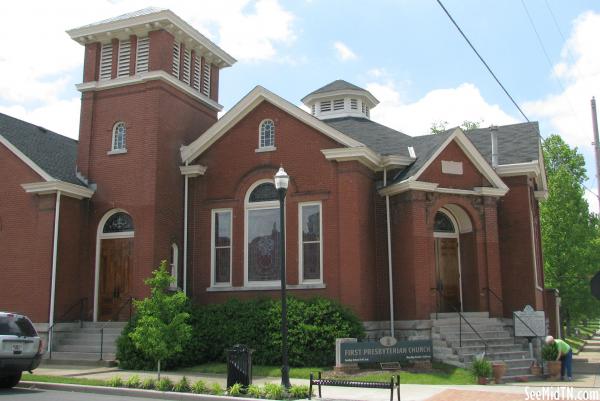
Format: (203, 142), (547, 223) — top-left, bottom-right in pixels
(180, 362), (474, 385)
(564, 320), (600, 354)
(22, 374), (107, 387)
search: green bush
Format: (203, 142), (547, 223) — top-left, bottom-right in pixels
(542, 343), (559, 361)
(156, 377), (173, 391)
(228, 382), (244, 396)
(210, 382), (225, 395)
(288, 384), (312, 399)
(469, 357), (492, 378)
(173, 376), (191, 392)
(140, 377), (156, 390)
(263, 383), (285, 400)
(191, 379), (207, 394)
(246, 384), (263, 398)
(124, 374), (141, 388)
(106, 376), (123, 387)
(118, 296), (364, 369)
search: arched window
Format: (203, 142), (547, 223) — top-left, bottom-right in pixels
(112, 122), (127, 151)
(259, 120), (275, 149)
(170, 243), (179, 288)
(103, 212), (134, 233)
(245, 181), (281, 284)
(434, 211), (455, 234)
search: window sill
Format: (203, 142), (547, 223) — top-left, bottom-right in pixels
(255, 146), (276, 153)
(107, 148), (128, 155)
(206, 283), (326, 292)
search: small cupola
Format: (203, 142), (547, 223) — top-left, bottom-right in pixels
(301, 79), (379, 120)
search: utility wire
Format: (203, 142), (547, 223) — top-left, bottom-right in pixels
(435, 0), (529, 122)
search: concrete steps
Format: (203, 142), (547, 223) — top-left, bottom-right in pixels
(44, 322), (126, 366)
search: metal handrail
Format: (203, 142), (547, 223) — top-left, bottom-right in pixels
(484, 287), (544, 340)
(99, 296), (134, 361)
(433, 288), (489, 355)
(48, 297), (87, 359)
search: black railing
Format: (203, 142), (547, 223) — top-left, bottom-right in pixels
(48, 298), (87, 359)
(99, 296), (134, 361)
(433, 288), (489, 355)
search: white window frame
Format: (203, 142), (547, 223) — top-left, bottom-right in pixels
(298, 201), (323, 284)
(244, 180), (284, 287)
(257, 119), (276, 152)
(530, 202), (544, 291)
(211, 208), (233, 287)
(108, 121), (127, 154)
(170, 243), (179, 289)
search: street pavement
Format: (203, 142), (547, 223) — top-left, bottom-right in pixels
(1, 387), (168, 401)
(19, 331), (600, 401)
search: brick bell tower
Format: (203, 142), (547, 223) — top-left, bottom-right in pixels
(67, 8), (236, 321)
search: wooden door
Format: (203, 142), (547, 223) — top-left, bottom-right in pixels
(99, 238), (132, 321)
(435, 238), (461, 312)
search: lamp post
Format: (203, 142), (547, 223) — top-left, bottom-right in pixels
(274, 166), (291, 389)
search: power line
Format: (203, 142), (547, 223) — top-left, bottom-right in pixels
(435, 0), (529, 122)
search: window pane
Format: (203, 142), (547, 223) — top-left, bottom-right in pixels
(103, 212), (133, 233)
(215, 212), (231, 247)
(249, 183), (278, 202)
(215, 248), (231, 283)
(302, 205), (320, 242)
(248, 208), (280, 281)
(434, 212), (455, 233)
(303, 243), (320, 281)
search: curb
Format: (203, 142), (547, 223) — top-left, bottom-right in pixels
(17, 381), (263, 401)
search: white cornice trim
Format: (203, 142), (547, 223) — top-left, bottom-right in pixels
(534, 190), (549, 200)
(181, 86), (366, 163)
(474, 187), (509, 197)
(67, 9), (236, 67)
(76, 70), (223, 112)
(22, 181), (95, 200)
(179, 164), (207, 177)
(378, 180), (508, 197)
(495, 161), (541, 177)
(321, 148), (415, 171)
(0, 134), (53, 181)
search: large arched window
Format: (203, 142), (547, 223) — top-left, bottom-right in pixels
(258, 120), (275, 149)
(245, 181), (281, 285)
(103, 212), (134, 233)
(111, 121), (127, 152)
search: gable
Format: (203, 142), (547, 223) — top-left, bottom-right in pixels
(419, 140), (491, 189)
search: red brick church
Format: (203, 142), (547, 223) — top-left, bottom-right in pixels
(0, 8), (555, 352)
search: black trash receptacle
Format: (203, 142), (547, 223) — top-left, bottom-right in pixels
(227, 344), (253, 388)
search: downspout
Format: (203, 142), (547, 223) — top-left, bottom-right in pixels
(48, 190), (61, 352)
(384, 168), (395, 337)
(183, 161), (189, 295)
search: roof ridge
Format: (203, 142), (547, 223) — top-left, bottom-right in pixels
(0, 112), (78, 143)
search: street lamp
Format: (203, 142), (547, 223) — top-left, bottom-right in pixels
(274, 166), (291, 389)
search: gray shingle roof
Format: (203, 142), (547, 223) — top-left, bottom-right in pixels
(324, 116), (541, 183)
(304, 80), (371, 98)
(0, 112), (81, 185)
(73, 7), (166, 29)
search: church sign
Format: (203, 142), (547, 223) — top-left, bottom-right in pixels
(340, 339), (432, 363)
(514, 305), (546, 337)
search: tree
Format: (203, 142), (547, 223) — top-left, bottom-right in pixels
(540, 135), (600, 332)
(129, 261), (192, 379)
(430, 120), (482, 134)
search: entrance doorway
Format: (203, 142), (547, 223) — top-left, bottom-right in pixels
(94, 210), (134, 321)
(434, 210), (463, 312)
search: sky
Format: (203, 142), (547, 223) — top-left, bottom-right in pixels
(2, 0), (600, 211)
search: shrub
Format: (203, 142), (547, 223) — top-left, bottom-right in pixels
(191, 379), (207, 394)
(124, 374), (141, 388)
(246, 384), (262, 398)
(156, 377), (173, 392)
(210, 382), (225, 395)
(173, 376), (191, 392)
(542, 343), (559, 361)
(228, 382), (244, 396)
(140, 377), (156, 390)
(106, 376), (123, 387)
(469, 357), (492, 378)
(263, 383), (285, 400)
(288, 384), (312, 399)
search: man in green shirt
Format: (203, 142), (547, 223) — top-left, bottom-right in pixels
(545, 335), (573, 381)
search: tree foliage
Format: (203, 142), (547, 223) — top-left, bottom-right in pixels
(128, 261), (192, 378)
(540, 135), (600, 326)
(430, 120), (482, 134)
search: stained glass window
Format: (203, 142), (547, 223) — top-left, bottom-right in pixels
(103, 212), (134, 233)
(434, 211), (455, 233)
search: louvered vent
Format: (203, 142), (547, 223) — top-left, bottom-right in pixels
(99, 43), (113, 80)
(311, 104), (316, 115)
(192, 57), (201, 90)
(135, 37), (150, 73)
(172, 42), (180, 77)
(117, 40), (131, 77)
(350, 99), (358, 110)
(320, 101), (332, 112)
(201, 62), (211, 96)
(182, 48), (191, 84)
(333, 99), (344, 111)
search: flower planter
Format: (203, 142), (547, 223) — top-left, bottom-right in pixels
(492, 362), (507, 384)
(531, 364), (542, 377)
(546, 360), (561, 380)
(477, 376), (489, 385)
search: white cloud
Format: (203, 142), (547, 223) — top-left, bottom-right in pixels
(585, 187), (599, 215)
(523, 11), (600, 149)
(333, 41), (357, 61)
(366, 81), (517, 136)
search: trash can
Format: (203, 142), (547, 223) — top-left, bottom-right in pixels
(227, 344), (253, 388)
